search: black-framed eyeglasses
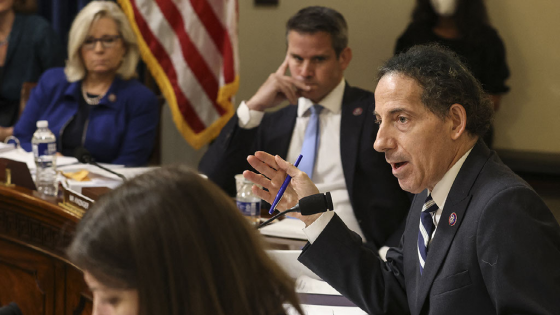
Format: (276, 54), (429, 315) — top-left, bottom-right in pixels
(82, 35), (121, 50)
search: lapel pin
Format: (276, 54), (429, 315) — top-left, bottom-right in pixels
(449, 212), (457, 226)
(108, 93), (117, 102)
(353, 107), (363, 116)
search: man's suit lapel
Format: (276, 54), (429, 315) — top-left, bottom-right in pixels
(340, 84), (369, 196)
(414, 141), (491, 314)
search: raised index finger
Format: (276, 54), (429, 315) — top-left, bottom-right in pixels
(275, 55), (290, 76)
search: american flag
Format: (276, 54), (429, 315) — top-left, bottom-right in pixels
(118, 0), (239, 149)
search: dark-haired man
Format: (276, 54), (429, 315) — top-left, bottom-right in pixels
(200, 6), (410, 252)
(245, 45), (560, 314)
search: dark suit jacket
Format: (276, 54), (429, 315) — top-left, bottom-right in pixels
(199, 83), (411, 248)
(299, 141), (560, 315)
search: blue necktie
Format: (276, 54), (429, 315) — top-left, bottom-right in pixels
(299, 104), (322, 180)
(417, 194), (438, 275)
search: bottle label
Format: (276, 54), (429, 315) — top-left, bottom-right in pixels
(33, 142), (56, 157)
(236, 201), (261, 217)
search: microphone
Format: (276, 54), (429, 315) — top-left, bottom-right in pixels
(74, 147), (127, 182)
(257, 192), (333, 229)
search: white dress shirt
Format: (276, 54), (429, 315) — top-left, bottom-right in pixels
(237, 79), (365, 241)
(304, 146), (474, 259)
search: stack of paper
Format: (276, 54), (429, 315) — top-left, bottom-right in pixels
(260, 217), (307, 240)
(0, 143), (15, 153)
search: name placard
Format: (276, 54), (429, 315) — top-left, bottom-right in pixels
(58, 186), (95, 216)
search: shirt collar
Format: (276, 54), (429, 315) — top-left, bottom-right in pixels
(297, 78), (345, 117)
(430, 146), (474, 210)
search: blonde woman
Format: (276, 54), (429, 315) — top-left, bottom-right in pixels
(13, 1), (158, 166)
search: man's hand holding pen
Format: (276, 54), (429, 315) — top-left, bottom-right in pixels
(243, 151), (323, 227)
(245, 55), (311, 111)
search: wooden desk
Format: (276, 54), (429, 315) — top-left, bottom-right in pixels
(0, 185), (92, 315)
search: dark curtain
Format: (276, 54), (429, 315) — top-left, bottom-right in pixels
(37, 0), (99, 48)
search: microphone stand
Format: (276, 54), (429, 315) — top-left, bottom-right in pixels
(89, 161), (127, 182)
(257, 207), (300, 229)
(257, 192), (333, 229)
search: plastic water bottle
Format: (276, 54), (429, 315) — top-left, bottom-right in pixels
(32, 120), (57, 196)
(236, 178), (261, 225)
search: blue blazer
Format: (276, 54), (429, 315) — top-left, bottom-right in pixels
(299, 141), (560, 315)
(13, 68), (159, 166)
(199, 83), (411, 249)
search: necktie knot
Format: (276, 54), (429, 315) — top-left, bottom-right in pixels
(422, 195), (439, 214)
(309, 104), (323, 116)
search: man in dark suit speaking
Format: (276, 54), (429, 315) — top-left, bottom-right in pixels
(244, 45), (560, 314)
(199, 6), (410, 252)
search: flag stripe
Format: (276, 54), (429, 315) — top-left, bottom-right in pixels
(170, 0), (222, 81)
(194, 0), (236, 85)
(221, 0), (238, 83)
(135, 0), (223, 126)
(130, 0), (207, 132)
(189, 0), (226, 54)
(155, 0), (225, 115)
(119, 0), (239, 149)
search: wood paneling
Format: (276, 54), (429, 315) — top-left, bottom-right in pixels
(0, 185), (91, 315)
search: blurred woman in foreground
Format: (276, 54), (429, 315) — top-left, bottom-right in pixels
(67, 165), (303, 315)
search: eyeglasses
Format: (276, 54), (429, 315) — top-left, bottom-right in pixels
(82, 35), (121, 50)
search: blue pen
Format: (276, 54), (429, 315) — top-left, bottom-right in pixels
(269, 154), (303, 214)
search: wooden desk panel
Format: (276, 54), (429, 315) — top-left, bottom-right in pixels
(0, 186), (91, 315)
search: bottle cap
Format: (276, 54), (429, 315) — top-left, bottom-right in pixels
(37, 120), (48, 128)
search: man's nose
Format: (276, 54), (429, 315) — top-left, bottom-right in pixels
(373, 121), (395, 153)
(300, 60), (314, 78)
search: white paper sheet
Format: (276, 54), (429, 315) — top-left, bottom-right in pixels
(295, 275), (341, 295)
(0, 142), (15, 153)
(260, 217), (307, 240)
(267, 250), (320, 280)
(58, 165), (158, 193)
(285, 304), (368, 315)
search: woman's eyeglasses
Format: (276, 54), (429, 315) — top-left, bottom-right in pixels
(82, 35), (121, 50)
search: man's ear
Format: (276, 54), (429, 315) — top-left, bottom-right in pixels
(448, 103), (467, 140)
(338, 47), (352, 70)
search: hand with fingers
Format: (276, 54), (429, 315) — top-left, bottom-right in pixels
(245, 55), (311, 112)
(244, 151), (323, 226)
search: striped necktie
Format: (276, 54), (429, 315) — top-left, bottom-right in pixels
(417, 194), (439, 275)
(298, 104), (323, 180)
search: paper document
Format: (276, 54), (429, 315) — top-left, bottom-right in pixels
(260, 217), (307, 240)
(0, 143), (15, 153)
(58, 165), (159, 193)
(267, 250), (320, 280)
(286, 304), (368, 315)
(296, 275), (341, 295)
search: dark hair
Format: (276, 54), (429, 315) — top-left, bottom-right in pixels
(286, 6), (348, 57)
(378, 44), (493, 137)
(67, 165), (303, 315)
(412, 0), (490, 39)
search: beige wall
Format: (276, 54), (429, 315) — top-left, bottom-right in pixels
(163, 0), (560, 166)
(487, 0), (560, 153)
